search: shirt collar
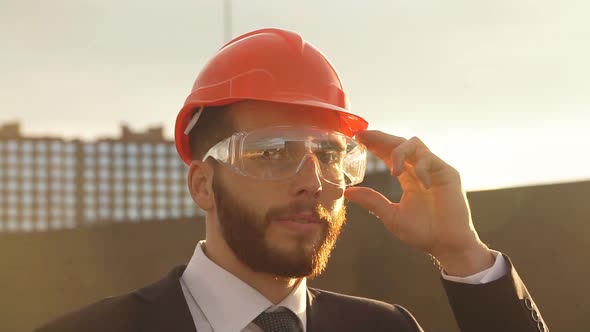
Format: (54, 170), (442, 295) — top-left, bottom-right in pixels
(181, 241), (308, 331)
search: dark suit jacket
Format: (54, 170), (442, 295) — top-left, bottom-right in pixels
(36, 255), (548, 332)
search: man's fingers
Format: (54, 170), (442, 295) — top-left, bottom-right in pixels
(356, 131), (406, 165)
(391, 137), (430, 175)
(344, 186), (399, 223)
(356, 130), (406, 144)
(357, 132), (450, 188)
(414, 154), (434, 189)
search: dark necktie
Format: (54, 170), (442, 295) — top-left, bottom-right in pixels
(253, 308), (300, 332)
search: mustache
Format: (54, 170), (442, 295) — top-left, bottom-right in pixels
(265, 201), (332, 226)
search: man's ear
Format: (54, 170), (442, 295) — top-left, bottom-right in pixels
(187, 160), (216, 211)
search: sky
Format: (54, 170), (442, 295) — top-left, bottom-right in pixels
(1, 0), (589, 191)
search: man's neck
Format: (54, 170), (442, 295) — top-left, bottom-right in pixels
(202, 235), (301, 304)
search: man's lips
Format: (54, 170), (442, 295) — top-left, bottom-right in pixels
(274, 213), (322, 224)
(272, 213), (323, 233)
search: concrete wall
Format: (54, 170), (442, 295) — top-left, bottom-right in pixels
(1, 176), (588, 332)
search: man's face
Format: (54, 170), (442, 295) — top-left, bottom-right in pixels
(211, 101), (348, 279)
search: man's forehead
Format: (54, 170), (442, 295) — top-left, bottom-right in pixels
(229, 100), (341, 132)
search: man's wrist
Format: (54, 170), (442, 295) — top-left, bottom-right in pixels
(435, 244), (495, 277)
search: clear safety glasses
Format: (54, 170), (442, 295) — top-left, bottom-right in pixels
(203, 126), (367, 187)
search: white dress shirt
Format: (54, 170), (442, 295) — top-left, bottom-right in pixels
(180, 241), (307, 332)
(181, 241), (507, 332)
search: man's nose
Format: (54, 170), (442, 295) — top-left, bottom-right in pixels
(288, 154), (322, 198)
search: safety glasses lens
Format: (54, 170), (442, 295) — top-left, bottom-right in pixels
(239, 127), (366, 185)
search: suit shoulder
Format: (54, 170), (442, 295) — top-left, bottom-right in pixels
(309, 288), (423, 331)
(35, 266), (188, 332)
(35, 291), (147, 332)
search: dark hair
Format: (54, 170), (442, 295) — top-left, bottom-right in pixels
(188, 106), (236, 161)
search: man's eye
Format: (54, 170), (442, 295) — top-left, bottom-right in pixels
(261, 149), (288, 160)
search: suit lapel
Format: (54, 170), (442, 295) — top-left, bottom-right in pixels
(306, 288), (316, 332)
(307, 288), (345, 332)
(135, 265), (197, 332)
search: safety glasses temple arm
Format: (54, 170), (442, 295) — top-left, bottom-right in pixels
(202, 137), (232, 163)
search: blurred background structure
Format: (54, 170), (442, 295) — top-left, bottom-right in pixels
(0, 122), (200, 232)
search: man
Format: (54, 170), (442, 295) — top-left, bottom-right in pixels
(37, 28), (548, 332)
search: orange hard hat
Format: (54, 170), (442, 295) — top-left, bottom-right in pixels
(174, 28), (368, 165)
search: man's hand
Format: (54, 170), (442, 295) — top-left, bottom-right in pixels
(344, 130), (495, 277)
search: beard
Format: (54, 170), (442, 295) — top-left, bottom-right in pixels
(212, 171), (346, 279)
